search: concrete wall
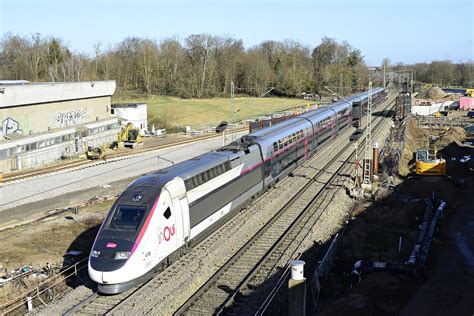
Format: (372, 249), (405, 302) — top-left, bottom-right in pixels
(1, 96), (111, 135)
(411, 101), (454, 116)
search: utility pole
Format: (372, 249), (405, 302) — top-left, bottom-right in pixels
(339, 73), (344, 97)
(354, 141), (361, 189)
(383, 62), (386, 90)
(362, 82), (373, 190)
(230, 81), (236, 141)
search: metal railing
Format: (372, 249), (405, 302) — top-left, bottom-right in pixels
(0, 258), (88, 315)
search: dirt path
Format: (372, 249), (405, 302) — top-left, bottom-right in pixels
(401, 192), (474, 315)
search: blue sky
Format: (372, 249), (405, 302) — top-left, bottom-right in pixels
(0, 0), (472, 65)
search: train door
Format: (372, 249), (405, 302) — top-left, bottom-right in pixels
(170, 195), (189, 250)
(165, 177), (190, 247)
(331, 114), (337, 140)
(304, 138), (308, 160)
(177, 196), (190, 243)
(311, 126), (318, 155)
(154, 189), (179, 263)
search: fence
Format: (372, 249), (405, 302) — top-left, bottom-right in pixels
(310, 233), (339, 307)
(0, 258), (88, 315)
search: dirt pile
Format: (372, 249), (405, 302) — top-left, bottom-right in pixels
(398, 119), (431, 176)
(421, 86), (447, 99)
(398, 119), (473, 177)
(416, 85), (461, 104)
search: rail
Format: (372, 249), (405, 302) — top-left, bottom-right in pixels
(175, 95), (397, 315)
(174, 134), (353, 315)
(5, 95), (395, 315)
(256, 101), (396, 314)
(2, 127), (247, 184)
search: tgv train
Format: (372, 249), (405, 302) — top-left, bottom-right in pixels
(89, 88), (386, 294)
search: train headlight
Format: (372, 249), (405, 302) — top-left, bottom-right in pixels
(115, 251), (131, 260)
(91, 250), (101, 258)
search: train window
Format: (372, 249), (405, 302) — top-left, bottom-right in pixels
(192, 176), (199, 188)
(201, 172), (208, 183)
(163, 207), (171, 219)
(185, 179), (194, 191)
(273, 142), (278, 152)
(197, 174), (203, 185)
(108, 206), (146, 231)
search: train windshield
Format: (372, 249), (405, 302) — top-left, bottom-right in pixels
(107, 206), (147, 231)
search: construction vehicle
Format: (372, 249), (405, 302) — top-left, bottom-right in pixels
(86, 143), (107, 160)
(415, 135), (446, 176)
(117, 123), (143, 149)
(435, 111), (448, 117)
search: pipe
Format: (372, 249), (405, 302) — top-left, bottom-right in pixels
(372, 143), (379, 176)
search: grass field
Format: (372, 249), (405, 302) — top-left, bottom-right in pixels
(113, 95), (308, 130)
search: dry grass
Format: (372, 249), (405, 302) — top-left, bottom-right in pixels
(113, 95), (307, 129)
(0, 200), (114, 269)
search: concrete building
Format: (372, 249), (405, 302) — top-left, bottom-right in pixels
(0, 81), (119, 172)
(111, 103), (148, 134)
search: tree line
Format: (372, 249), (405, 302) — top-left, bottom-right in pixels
(1, 33), (472, 98)
(386, 59), (474, 88)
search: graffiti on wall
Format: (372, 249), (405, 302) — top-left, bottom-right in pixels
(1, 117), (22, 135)
(55, 108), (87, 127)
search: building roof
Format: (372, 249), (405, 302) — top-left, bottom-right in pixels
(111, 103), (147, 108)
(0, 128), (76, 150)
(0, 80), (30, 85)
(0, 81), (116, 108)
(0, 118), (118, 150)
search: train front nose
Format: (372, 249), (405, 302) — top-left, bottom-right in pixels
(88, 236), (134, 278)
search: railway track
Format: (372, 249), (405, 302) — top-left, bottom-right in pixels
(59, 183), (283, 315)
(2, 129), (245, 184)
(174, 98), (396, 315)
(26, 94), (396, 315)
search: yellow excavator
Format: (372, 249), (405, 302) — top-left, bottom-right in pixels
(117, 123), (143, 149)
(86, 143), (107, 160)
(415, 135), (446, 176)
